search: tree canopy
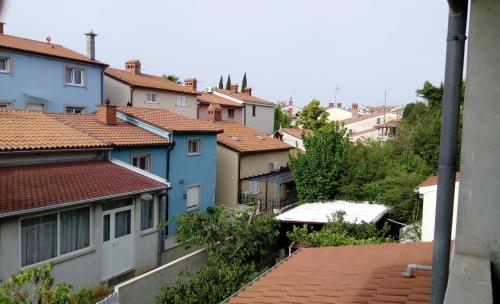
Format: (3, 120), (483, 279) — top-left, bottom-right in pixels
(218, 75), (224, 89)
(274, 104), (292, 131)
(241, 72), (247, 91)
(162, 74), (180, 83)
(225, 75), (232, 90)
(296, 99), (329, 130)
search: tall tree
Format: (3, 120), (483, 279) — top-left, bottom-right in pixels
(162, 74), (180, 84)
(296, 99), (329, 130)
(274, 104), (292, 131)
(241, 72), (247, 91)
(218, 75), (224, 89)
(225, 74), (232, 90)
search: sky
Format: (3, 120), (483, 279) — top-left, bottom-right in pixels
(0, 0), (449, 108)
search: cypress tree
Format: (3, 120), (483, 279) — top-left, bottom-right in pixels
(218, 75), (224, 89)
(225, 75), (232, 90)
(241, 72), (247, 91)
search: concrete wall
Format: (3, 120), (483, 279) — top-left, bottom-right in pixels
(326, 107), (353, 121)
(104, 75), (131, 105)
(115, 248), (208, 304)
(243, 104), (275, 135)
(281, 133), (305, 151)
(198, 104), (243, 123)
(446, 0), (500, 295)
(420, 183), (459, 242)
(0, 50), (103, 112)
(215, 145), (240, 208)
(240, 150), (290, 179)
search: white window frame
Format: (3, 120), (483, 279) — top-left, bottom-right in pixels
(187, 138), (201, 156)
(18, 205), (93, 269)
(176, 95), (187, 107)
(132, 153), (152, 172)
(0, 56), (11, 73)
(64, 105), (86, 114)
(140, 193), (158, 234)
(64, 65), (86, 87)
(145, 92), (157, 104)
(186, 184), (201, 212)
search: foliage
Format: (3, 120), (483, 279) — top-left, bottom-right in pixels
(162, 74), (180, 84)
(287, 211), (393, 247)
(218, 75), (224, 89)
(289, 122), (349, 202)
(274, 104), (292, 131)
(156, 207), (279, 304)
(0, 264), (92, 304)
(241, 72), (247, 91)
(225, 74), (232, 90)
(296, 99), (329, 130)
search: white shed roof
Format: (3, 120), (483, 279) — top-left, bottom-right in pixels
(276, 201), (389, 224)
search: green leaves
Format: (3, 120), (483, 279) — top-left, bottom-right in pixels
(296, 99), (329, 130)
(274, 104), (292, 131)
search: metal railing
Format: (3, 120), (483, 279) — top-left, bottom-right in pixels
(240, 193), (297, 215)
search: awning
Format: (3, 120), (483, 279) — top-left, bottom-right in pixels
(241, 169), (294, 184)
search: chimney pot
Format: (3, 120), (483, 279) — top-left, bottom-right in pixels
(0, 22), (4, 35)
(125, 60), (141, 75)
(184, 78), (197, 91)
(97, 103), (117, 125)
(352, 103), (359, 113)
(207, 104), (222, 122)
(230, 84), (239, 93)
(337, 102), (342, 109)
(242, 87), (252, 95)
(85, 30), (97, 61)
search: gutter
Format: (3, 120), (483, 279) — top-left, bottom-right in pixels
(0, 147), (112, 155)
(431, 1), (468, 303)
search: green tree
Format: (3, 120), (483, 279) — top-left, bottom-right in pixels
(218, 75), (224, 89)
(287, 211), (393, 247)
(162, 74), (180, 84)
(225, 75), (232, 90)
(241, 72), (247, 91)
(289, 122), (349, 202)
(0, 264), (92, 304)
(296, 99), (329, 130)
(156, 207), (279, 304)
(274, 104), (292, 131)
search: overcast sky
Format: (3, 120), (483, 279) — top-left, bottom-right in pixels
(1, 0), (449, 107)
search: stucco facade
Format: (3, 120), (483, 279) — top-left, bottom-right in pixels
(242, 103), (275, 135)
(215, 145), (239, 207)
(344, 112), (400, 134)
(0, 50), (104, 112)
(326, 107), (353, 121)
(198, 104), (243, 123)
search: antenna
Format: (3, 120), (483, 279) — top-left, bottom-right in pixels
(334, 85), (341, 102)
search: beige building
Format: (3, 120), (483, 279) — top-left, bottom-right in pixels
(197, 90), (243, 123)
(104, 60), (199, 118)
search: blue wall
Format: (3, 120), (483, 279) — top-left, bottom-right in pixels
(0, 50), (103, 112)
(111, 135), (217, 235)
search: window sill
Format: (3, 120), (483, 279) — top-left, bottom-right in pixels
(0, 70), (10, 74)
(65, 83), (86, 88)
(186, 207), (200, 213)
(21, 247), (95, 270)
(187, 153), (201, 156)
(140, 228), (158, 237)
(176, 105), (189, 107)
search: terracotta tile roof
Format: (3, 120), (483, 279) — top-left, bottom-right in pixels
(340, 111), (388, 125)
(217, 122), (293, 153)
(417, 172), (461, 188)
(375, 119), (402, 129)
(48, 113), (171, 147)
(350, 127), (378, 137)
(117, 106), (223, 134)
(215, 88), (275, 106)
(198, 92), (243, 108)
(226, 242), (433, 304)
(0, 109), (108, 151)
(0, 160), (167, 217)
(105, 67), (198, 95)
(0, 34), (107, 66)
(280, 128), (312, 139)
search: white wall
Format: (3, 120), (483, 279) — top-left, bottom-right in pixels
(243, 104), (275, 135)
(326, 107), (353, 121)
(282, 133), (305, 151)
(344, 112), (399, 133)
(420, 183), (460, 241)
(104, 75), (131, 106)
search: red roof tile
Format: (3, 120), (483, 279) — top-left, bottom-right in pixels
(0, 160), (167, 217)
(417, 172), (461, 188)
(280, 128), (312, 139)
(215, 88), (275, 106)
(226, 242), (433, 304)
(117, 106), (223, 134)
(105, 67), (198, 95)
(48, 113), (171, 147)
(0, 34), (106, 66)
(198, 92), (243, 108)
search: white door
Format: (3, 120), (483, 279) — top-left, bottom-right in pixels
(186, 185), (200, 212)
(102, 205), (134, 280)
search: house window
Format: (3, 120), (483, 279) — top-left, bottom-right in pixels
(252, 105), (256, 117)
(186, 185), (201, 212)
(376, 117), (381, 124)
(20, 207), (90, 267)
(0, 56), (11, 73)
(132, 154), (151, 172)
(0, 101), (11, 108)
(176, 95), (187, 107)
(228, 108), (235, 119)
(65, 106), (85, 114)
(249, 180), (259, 194)
(140, 193), (154, 231)
(26, 103), (45, 112)
(187, 138), (201, 155)
(65, 67), (85, 86)
(146, 92), (157, 104)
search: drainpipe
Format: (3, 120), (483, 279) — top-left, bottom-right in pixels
(431, 1), (468, 304)
(157, 143), (175, 266)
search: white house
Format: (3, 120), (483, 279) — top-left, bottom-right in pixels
(272, 128), (312, 151)
(325, 102), (354, 121)
(416, 173), (461, 242)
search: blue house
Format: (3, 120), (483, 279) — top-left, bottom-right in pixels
(0, 23), (106, 113)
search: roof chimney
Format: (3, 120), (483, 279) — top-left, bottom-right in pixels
(337, 102), (342, 109)
(85, 30), (97, 61)
(184, 78), (197, 91)
(0, 22), (4, 35)
(230, 84), (239, 93)
(352, 103), (359, 113)
(242, 87), (252, 95)
(125, 60), (141, 75)
(328, 102), (334, 108)
(207, 104), (222, 122)
(96, 101), (117, 125)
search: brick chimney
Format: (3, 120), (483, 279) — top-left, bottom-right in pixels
(207, 104), (222, 122)
(0, 22), (4, 35)
(230, 84), (239, 93)
(96, 102), (117, 125)
(125, 60), (141, 75)
(328, 102), (334, 108)
(242, 87), (252, 95)
(352, 103), (359, 113)
(184, 78), (197, 91)
(337, 102), (342, 109)
(85, 30), (97, 61)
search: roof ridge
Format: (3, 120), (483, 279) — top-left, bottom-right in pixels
(44, 112), (110, 145)
(0, 33), (65, 47)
